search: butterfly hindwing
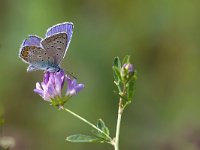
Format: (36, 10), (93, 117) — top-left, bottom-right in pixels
(19, 46), (55, 71)
(22, 35), (42, 47)
(41, 33), (67, 65)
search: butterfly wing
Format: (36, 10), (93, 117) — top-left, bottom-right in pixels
(19, 35), (43, 64)
(22, 35), (42, 47)
(43, 22), (74, 64)
(41, 33), (67, 65)
(45, 22), (73, 48)
(19, 46), (55, 71)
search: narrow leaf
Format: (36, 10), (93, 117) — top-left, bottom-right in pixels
(113, 57), (121, 69)
(113, 68), (119, 83)
(127, 80), (134, 101)
(122, 55), (130, 64)
(127, 73), (137, 101)
(113, 66), (122, 83)
(91, 119), (111, 141)
(66, 134), (102, 143)
(97, 119), (110, 136)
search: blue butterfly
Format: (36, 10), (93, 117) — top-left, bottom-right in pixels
(19, 22), (73, 72)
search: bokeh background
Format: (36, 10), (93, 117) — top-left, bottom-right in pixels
(0, 0), (200, 150)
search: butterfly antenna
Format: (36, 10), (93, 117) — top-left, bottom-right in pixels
(66, 70), (77, 79)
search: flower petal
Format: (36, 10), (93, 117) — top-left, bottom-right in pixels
(66, 76), (84, 96)
(43, 72), (50, 84)
(66, 76), (73, 92)
(75, 84), (84, 93)
(33, 89), (44, 97)
(55, 70), (65, 96)
(36, 82), (42, 90)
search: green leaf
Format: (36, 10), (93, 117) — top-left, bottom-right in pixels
(66, 134), (102, 143)
(127, 80), (134, 101)
(113, 57), (121, 69)
(113, 67), (119, 83)
(91, 119), (111, 141)
(122, 55), (130, 64)
(113, 66), (122, 83)
(97, 119), (110, 136)
(126, 73), (137, 101)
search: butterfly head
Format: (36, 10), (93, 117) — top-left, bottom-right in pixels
(46, 66), (61, 72)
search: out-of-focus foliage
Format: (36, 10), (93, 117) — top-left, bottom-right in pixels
(0, 0), (200, 150)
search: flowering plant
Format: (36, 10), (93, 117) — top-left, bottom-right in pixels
(17, 22), (137, 150)
(32, 55), (136, 150)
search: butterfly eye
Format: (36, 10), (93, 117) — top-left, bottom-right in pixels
(57, 68), (60, 72)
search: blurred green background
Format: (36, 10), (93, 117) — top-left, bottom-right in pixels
(0, 0), (200, 149)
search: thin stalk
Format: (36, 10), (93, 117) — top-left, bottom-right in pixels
(60, 106), (112, 142)
(114, 85), (126, 150)
(114, 97), (123, 150)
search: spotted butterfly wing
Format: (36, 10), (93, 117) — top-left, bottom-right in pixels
(41, 33), (67, 65)
(19, 45), (56, 72)
(41, 22), (73, 67)
(45, 22), (73, 50)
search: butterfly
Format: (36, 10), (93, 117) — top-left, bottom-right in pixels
(19, 22), (74, 72)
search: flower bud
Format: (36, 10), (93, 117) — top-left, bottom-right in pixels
(121, 63), (134, 82)
(123, 63), (134, 73)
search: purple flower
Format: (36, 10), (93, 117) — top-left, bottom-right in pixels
(34, 69), (84, 105)
(66, 76), (84, 97)
(34, 70), (65, 101)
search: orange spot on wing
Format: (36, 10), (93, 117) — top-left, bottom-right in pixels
(21, 46), (36, 61)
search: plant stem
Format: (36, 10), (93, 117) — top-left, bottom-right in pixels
(114, 97), (123, 150)
(60, 106), (112, 142)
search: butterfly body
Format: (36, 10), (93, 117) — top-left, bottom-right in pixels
(19, 22), (73, 72)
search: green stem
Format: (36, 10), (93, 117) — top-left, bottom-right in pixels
(60, 106), (112, 142)
(114, 97), (123, 150)
(114, 84), (126, 150)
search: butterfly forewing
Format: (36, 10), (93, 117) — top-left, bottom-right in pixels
(41, 33), (67, 65)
